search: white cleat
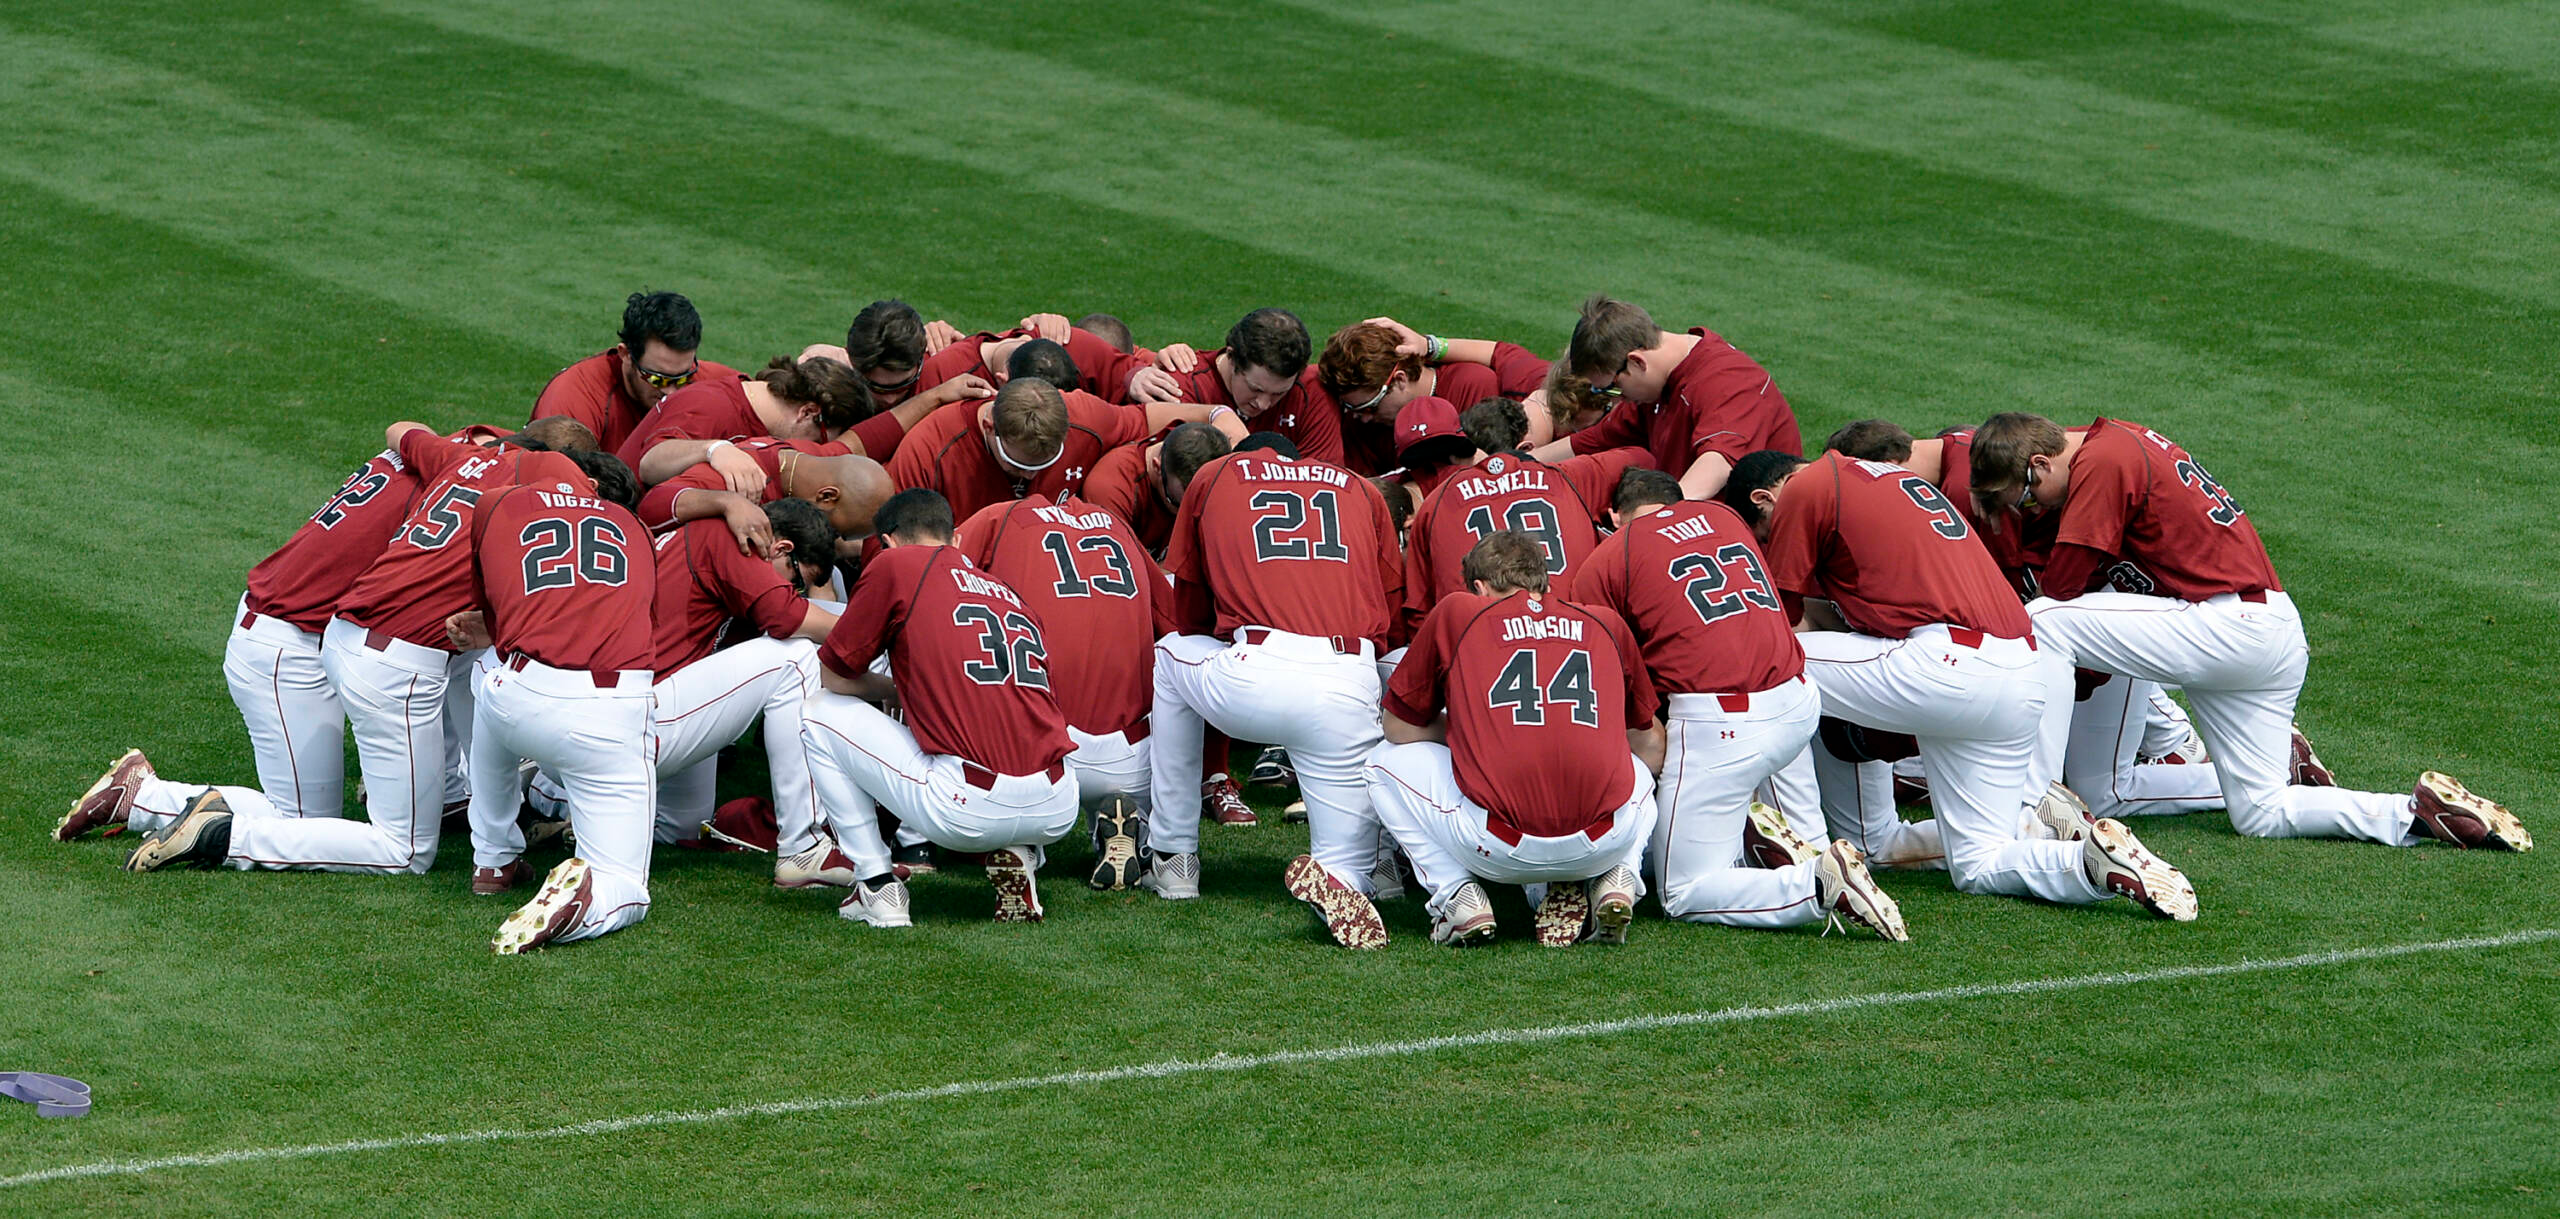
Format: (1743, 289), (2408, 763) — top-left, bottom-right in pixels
(1814, 841), (1909, 941)
(2084, 818), (2197, 921)
(1428, 880), (1497, 947)
(838, 875), (913, 928)
(1138, 850), (1201, 900)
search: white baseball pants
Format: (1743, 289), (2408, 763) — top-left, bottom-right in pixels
(2068, 671), (2225, 820)
(1150, 630), (1385, 889)
(461, 656), (655, 941)
(221, 598), (344, 821)
(1068, 724), (1150, 807)
(1811, 748), (1947, 871)
(1365, 741), (1655, 916)
(2029, 591), (2414, 844)
(650, 637), (824, 852)
(802, 692), (1079, 877)
(1651, 679), (1829, 928)
(1802, 625), (2108, 905)
(224, 619), (449, 873)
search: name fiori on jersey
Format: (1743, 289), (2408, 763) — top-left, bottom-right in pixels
(1652, 514), (1720, 543)
(1500, 613), (1586, 643)
(1451, 468), (1553, 501)
(948, 565), (1024, 606)
(1240, 459), (1346, 487)
(1031, 503), (1115, 531)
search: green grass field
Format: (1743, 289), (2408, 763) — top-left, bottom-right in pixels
(5, 0), (2558, 1212)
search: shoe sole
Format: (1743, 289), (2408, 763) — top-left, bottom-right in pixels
(988, 855), (1044, 923)
(2088, 819), (2198, 921)
(1742, 801), (1819, 869)
(61, 749), (148, 842)
(1089, 804), (1144, 891)
(699, 820), (776, 854)
(492, 859), (592, 954)
(2416, 772), (2533, 852)
(1533, 885), (1589, 948)
(122, 795), (231, 872)
(838, 888), (913, 928)
(1433, 916), (1498, 947)
(1819, 846), (1910, 942)
(1283, 855), (1387, 949)
(2290, 726), (2336, 787)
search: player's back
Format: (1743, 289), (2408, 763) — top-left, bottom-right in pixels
(246, 446), (426, 632)
(1574, 499), (1802, 696)
(1767, 451), (2030, 640)
(1408, 451), (1609, 621)
(336, 438), (588, 648)
(1409, 590), (1646, 836)
(959, 495), (1163, 736)
(838, 544), (1071, 776)
(473, 483), (656, 674)
(1170, 451), (1398, 647)
(2064, 419), (2281, 601)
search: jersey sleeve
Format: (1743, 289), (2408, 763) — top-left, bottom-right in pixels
(1568, 400), (1646, 456)
(1084, 446), (1147, 531)
(817, 559), (903, 679)
(848, 410), (907, 463)
(884, 415), (945, 494)
(635, 464), (726, 532)
(1559, 447), (1652, 522)
(702, 529), (812, 640)
(399, 428), (474, 485)
(530, 360), (608, 428)
(2053, 439), (2136, 559)
(1565, 530), (1628, 611)
(1687, 389), (1789, 466)
(1486, 342), (1552, 399)
(1381, 605), (1450, 726)
(1399, 494), (1440, 634)
(1356, 474), (1407, 646)
(1291, 388), (1346, 466)
(1761, 466), (1833, 600)
(914, 336), (987, 396)
(1066, 327), (1143, 403)
(952, 500), (1013, 569)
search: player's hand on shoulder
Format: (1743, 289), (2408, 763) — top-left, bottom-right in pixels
(721, 495), (776, 557)
(1018, 313), (1072, 342)
(1152, 343), (1199, 373)
(1127, 365), (1184, 404)
(938, 372), (997, 404)
(709, 443), (768, 498)
(922, 319), (964, 354)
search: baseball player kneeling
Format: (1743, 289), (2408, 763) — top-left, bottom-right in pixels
(801, 489), (1081, 927)
(1366, 531), (1660, 947)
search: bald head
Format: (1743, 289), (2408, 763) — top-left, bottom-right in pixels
(517, 416), (600, 454)
(781, 451), (894, 552)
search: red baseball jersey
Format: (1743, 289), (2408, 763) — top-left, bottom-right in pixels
(1162, 451), (1402, 647)
(956, 495), (1173, 737)
(1340, 358), (1536, 475)
(885, 391), (1144, 522)
(646, 516), (813, 676)
(335, 431), (594, 649)
(2045, 418), (2281, 603)
(917, 328), (1148, 405)
(1159, 352), (1344, 466)
(1400, 447), (1649, 630)
(632, 437), (848, 532)
(1568, 500), (1804, 696)
(470, 484), (654, 673)
(245, 446), (427, 633)
(818, 544), (1072, 775)
(1569, 327), (1800, 476)
(1762, 451), (2032, 640)
(1081, 431), (1177, 555)
(1384, 590), (1655, 838)
(532, 348), (740, 456)
(616, 377), (761, 469)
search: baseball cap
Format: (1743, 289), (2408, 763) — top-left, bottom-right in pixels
(1392, 395), (1465, 461)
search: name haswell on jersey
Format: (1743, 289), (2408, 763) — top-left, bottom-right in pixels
(1500, 598), (1585, 643)
(1451, 461), (1551, 502)
(1240, 458), (1347, 486)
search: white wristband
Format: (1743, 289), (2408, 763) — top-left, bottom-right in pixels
(1210, 405), (1238, 421)
(706, 439), (735, 456)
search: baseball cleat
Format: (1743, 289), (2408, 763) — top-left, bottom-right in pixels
(520, 813), (573, 853)
(985, 846), (1044, 922)
(2289, 724), (2335, 787)
(1088, 798), (1145, 891)
(838, 875), (913, 928)
(1891, 772), (1932, 807)
(697, 797), (778, 853)
(493, 858), (595, 953)
(2034, 782), (2096, 843)
(890, 841), (938, 879)
(471, 861), (532, 896)
(2144, 729), (2210, 766)
(60, 749), (153, 841)
(122, 790), (233, 872)
(2083, 818), (2197, 921)
(1138, 850), (1201, 900)
(1249, 746), (1297, 788)
(2410, 772), (2532, 852)
(1815, 842), (1909, 941)
(1202, 776), (1258, 827)
(1586, 865), (1640, 945)
(1282, 799), (1309, 825)
(1428, 880), (1498, 946)
(1283, 854), (1387, 949)
(774, 838), (860, 889)
(1532, 883), (1589, 948)
(1742, 800), (1820, 869)
(1369, 845), (1409, 902)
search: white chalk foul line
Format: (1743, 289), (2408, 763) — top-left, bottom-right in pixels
(7, 927), (2553, 1189)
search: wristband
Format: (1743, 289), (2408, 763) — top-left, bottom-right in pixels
(1210, 405), (1238, 421)
(707, 439), (735, 457)
(1425, 334), (1447, 363)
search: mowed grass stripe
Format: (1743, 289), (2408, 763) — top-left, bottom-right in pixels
(1825, 0), (2560, 190)
(1282, 0), (2560, 307)
(0, 2), (1524, 355)
(9, 926), (2553, 1191)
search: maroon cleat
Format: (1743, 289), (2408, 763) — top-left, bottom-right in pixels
(2289, 724), (2335, 787)
(1203, 776), (1258, 827)
(2410, 772), (2532, 852)
(59, 749), (153, 842)
(472, 861), (532, 896)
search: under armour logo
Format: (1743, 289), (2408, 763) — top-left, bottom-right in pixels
(1279, 414), (1296, 428)
(1064, 466), (1086, 482)
(1721, 730), (1737, 740)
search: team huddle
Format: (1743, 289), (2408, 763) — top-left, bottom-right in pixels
(56, 290), (2534, 952)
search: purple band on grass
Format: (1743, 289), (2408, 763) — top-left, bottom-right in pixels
(0, 1072), (91, 1118)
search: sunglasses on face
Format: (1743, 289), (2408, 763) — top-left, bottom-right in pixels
(1344, 381), (1392, 414)
(633, 362), (698, 391)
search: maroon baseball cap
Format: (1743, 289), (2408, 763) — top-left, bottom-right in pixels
(1393, 395), (1465, 460)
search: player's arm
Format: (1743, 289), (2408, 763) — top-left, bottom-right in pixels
(793, 604), (839, 640)
(1138, 400), (1243, 438)
(1381, 706), (1445, 745)
(666, 489), (774, 556)
(2035, 544), (2112, 604)
(386, 421), (433, 448)
(1796, 597), (1849, 633)
(639, 438), (768, 495)
(1628, 717), (1666, 775)
(893, 373), (995, 428)
(1675, 450), (1735, 501)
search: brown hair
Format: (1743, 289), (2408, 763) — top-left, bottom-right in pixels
(1541, 362), (1609, 432)
(518, 416), (600, 454)
(1826, 419), (1914, 463)
(1460, 396), (1530, 454)
(1967, 412), (2067, 499)
(1564, 293), (1659, 377)
(991, 379), (1070, 467)
(759, 355), (875, 433)
(1462, 530), (1551, 594)
(1317, 323), (1423, 402)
